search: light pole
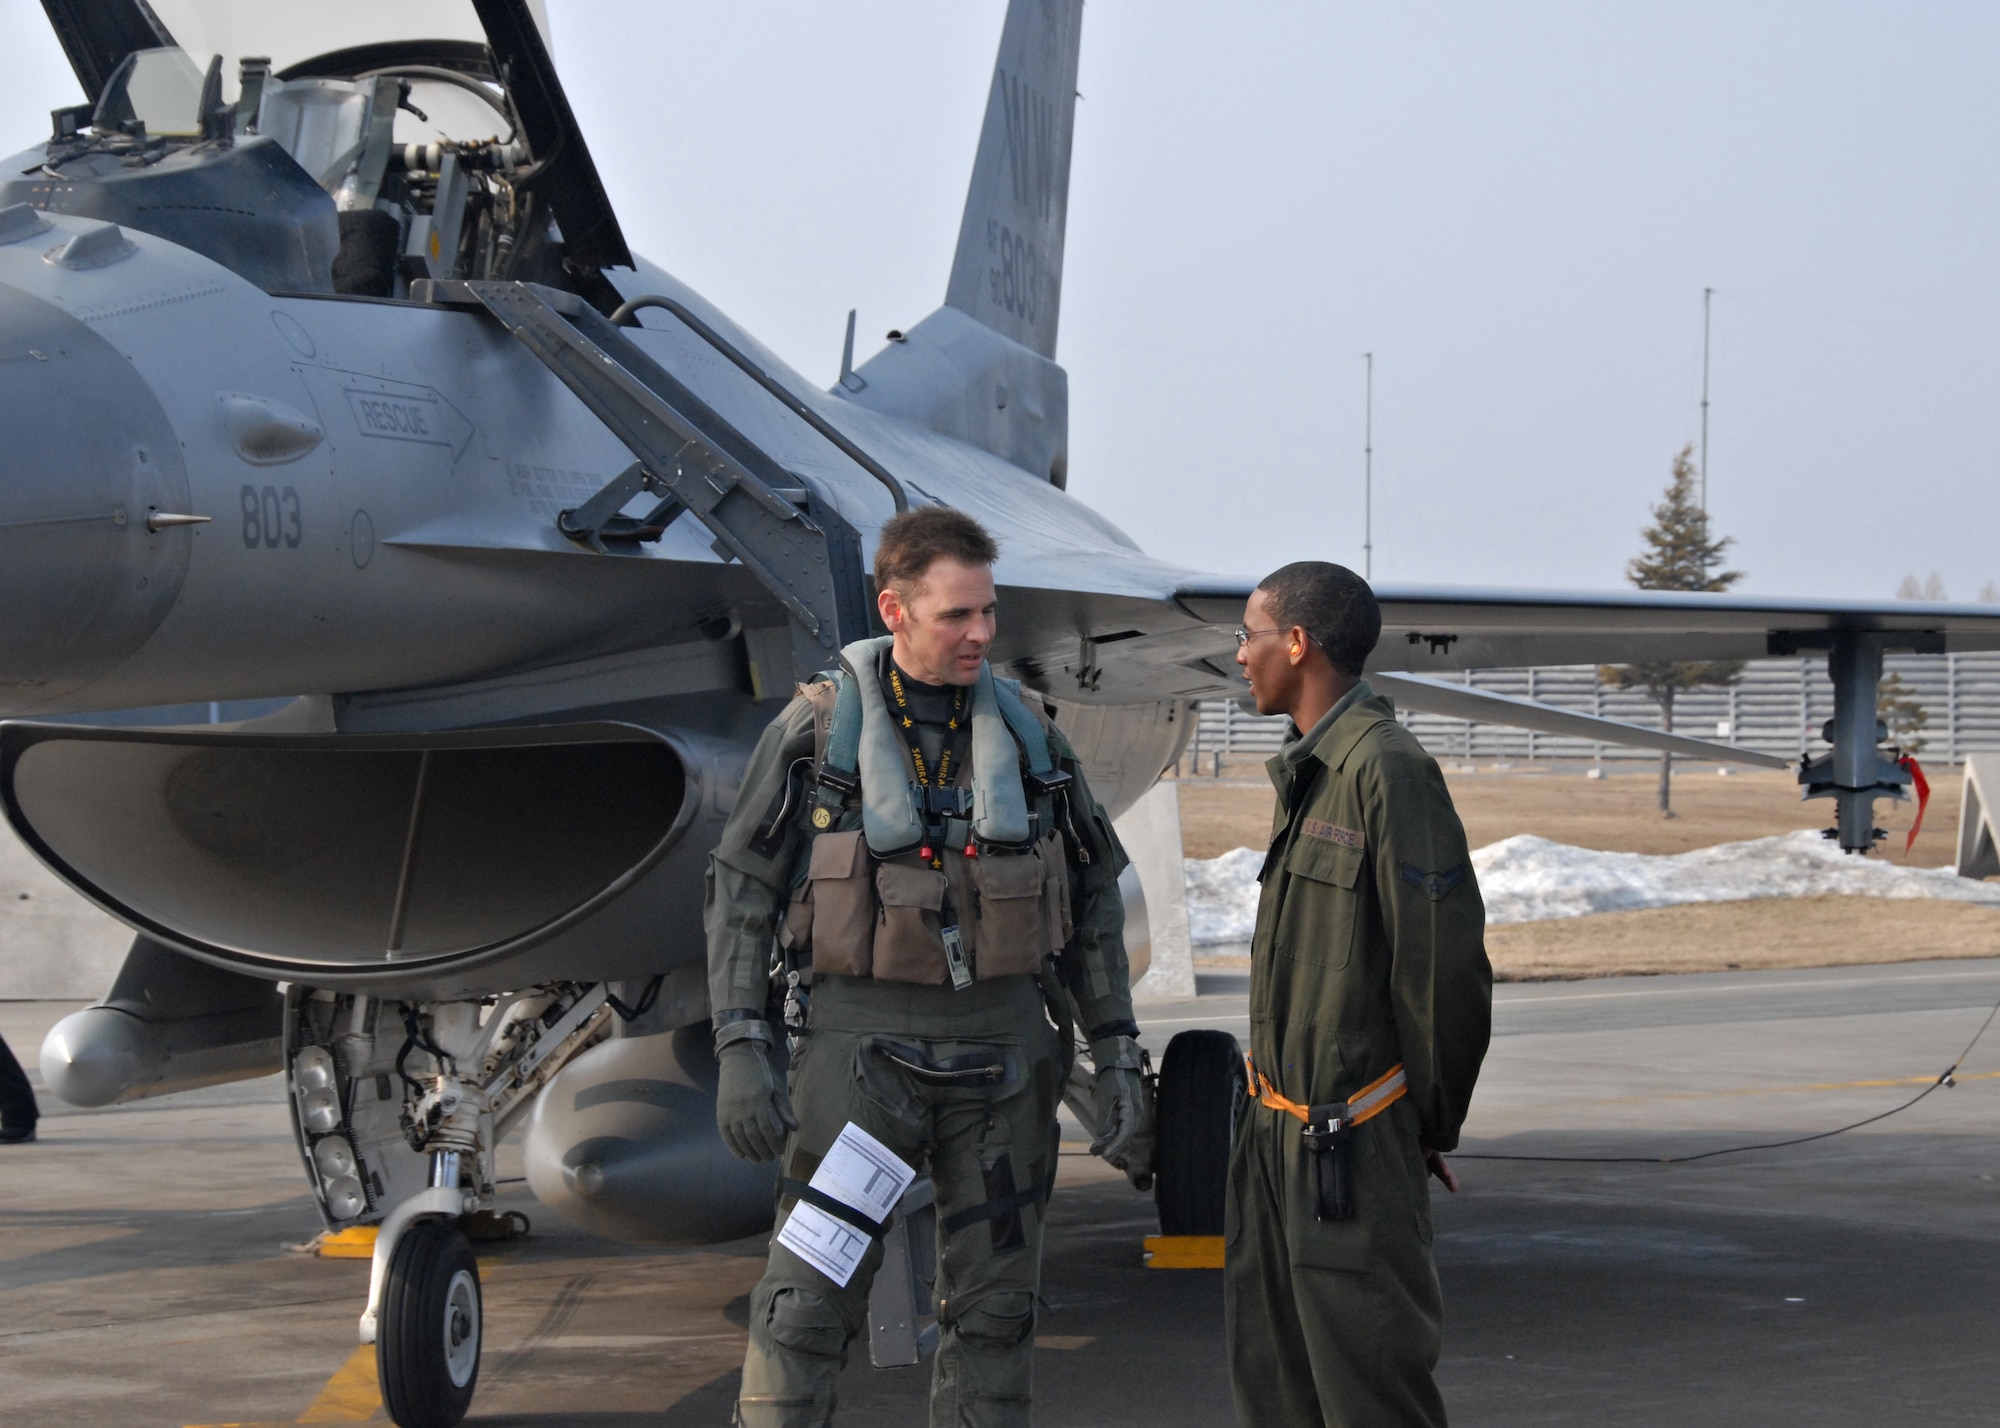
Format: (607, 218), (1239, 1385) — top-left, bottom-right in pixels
(1700, 287), (1712, 512)
(1363, 351), (1373, 580)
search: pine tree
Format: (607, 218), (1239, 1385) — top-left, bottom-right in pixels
(1599, 445), (1745, 816)
(1878, 672), (1928, 756)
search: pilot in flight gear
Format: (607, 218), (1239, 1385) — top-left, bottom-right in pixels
(704, 508), (1141, 1428)
(1225, 562), (1492, 1428)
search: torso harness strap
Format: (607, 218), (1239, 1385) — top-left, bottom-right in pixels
(1248, 1058), (1408, 1224)
(807, 635), (1088, 863)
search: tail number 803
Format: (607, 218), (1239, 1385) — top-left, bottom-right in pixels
(240, 484), (303, 549)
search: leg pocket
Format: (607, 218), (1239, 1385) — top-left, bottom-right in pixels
(946, 1287), (1037, 1351)
(761, 1285), (850, 1361)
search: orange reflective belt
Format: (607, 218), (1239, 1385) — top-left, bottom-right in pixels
(1247, 1056), (1407, 1128)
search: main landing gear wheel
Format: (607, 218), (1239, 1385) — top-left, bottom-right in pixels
(377, 1218), (482, 1428)
(1152, 1029), (1247, 1237)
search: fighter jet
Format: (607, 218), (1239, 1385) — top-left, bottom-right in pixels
(3, 1), (1996, 1423)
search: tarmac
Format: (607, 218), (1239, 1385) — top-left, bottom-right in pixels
(6, 956), (2000, 1425)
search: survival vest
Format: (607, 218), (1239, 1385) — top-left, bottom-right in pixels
(782, 636), (1078, 988)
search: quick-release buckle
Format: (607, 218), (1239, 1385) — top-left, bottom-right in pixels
(1024, 769), (1072, 797)
(815, 766), (859, 800)
(917, 785), (974, 816)
(807, 766), (859, 830)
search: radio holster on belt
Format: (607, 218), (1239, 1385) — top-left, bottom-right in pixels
(1249, 1057), (1409, 1225)
(1300, 1106), (1358, 1222)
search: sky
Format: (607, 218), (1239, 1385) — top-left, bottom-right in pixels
(2, 1), (1997, 599)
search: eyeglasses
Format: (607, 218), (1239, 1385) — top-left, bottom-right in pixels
(1234, 626), (1286, 648)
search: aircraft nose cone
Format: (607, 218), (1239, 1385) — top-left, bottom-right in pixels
(0, 281), (192, 711)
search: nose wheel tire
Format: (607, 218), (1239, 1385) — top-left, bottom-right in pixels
(377, 1218), (482, 1428)
(1153, 1029), (1247, 1237)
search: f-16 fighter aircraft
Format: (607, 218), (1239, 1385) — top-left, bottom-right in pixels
(4, 1), (1997, 1424)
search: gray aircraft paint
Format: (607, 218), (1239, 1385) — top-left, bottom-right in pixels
(943, 0), (1082, 360)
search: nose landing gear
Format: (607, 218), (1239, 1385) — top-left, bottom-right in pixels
(377, 1217), (482, 1428)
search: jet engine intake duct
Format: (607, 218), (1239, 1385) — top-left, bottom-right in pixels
(0, 721), (696, 983)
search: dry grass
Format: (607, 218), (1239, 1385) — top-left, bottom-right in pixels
(1177, 766), (1960, 864)
(1176, 766), (1982, 979)
(1484, 896), (2000, 980)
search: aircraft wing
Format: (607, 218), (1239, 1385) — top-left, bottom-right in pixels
(993, 572), (2000, 767)
(1001, 572), (2000, 696)
(1176, 581), (2000, 673)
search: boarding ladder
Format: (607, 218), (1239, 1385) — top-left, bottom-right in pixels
(413, 278), (901, 677)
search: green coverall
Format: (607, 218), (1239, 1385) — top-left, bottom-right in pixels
(1224, 681), (1492, 1427)
(705, 681), (1134, 1427)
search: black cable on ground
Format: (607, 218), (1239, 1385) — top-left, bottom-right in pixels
(1454, 988), (2000, 1167)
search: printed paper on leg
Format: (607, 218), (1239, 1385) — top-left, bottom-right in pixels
(774, 1122), (916, 1288)
(810, 1121), (916, 1222)
(777, 1201), (875, 1287)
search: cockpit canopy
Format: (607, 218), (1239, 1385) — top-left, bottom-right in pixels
(8, 0), (626, 296)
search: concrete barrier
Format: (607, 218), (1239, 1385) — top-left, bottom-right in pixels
(1117, 781), (1195, 1000)
(0, 824), (128, 1000)
(1957, 754), (2000, 881)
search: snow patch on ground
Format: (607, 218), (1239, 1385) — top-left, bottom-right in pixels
(1184, 847), (1270, 947)
(1184, 831), (2000, 944)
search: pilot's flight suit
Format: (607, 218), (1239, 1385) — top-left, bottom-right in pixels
(1225, 681), (1491, 1427)
(707, 637), (1133, 1427)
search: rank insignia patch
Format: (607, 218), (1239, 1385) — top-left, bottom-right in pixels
(1300, 819), (1365, 849)
(1399, 862), (1465, 901)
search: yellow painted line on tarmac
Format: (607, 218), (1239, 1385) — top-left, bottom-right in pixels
(293, 1343), (382, 1423)
(182, 1344), (382, 1427)
(1586, 1066), (2000, 1107)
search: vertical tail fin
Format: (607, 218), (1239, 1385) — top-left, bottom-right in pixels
(943, 0), (1084, 360)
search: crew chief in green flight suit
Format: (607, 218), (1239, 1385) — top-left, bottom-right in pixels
(1225, 561), (1492, 1427)
(705, 507), (1145, 1427)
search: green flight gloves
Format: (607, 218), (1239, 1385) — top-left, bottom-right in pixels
(716, 1038), (797, 1163)
(1089, 1033), (1147, 1168)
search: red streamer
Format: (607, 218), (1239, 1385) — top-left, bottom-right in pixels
(1898, 755), (1931, 854)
